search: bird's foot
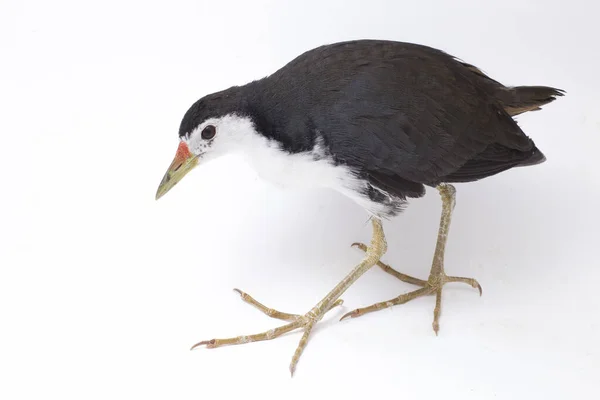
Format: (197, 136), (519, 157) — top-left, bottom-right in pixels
(341, 243), (481, 335)
(192, 218), (387, 375)
(191, 288), (343, 375)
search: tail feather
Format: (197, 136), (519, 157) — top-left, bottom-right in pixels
(499, 86), (565, 116)
(459, 60), (565, 116)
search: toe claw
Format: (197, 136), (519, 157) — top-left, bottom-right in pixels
(351, 242), (367, 251)
(190, 339), (215, 350)
(475, 282), (483, 296)
(340, 309), (359, 321)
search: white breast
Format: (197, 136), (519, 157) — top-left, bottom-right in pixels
(243, 137), (347, 189)
(241, 132), (397, 217)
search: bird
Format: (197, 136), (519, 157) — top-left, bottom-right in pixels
(155, 39), (564, 376)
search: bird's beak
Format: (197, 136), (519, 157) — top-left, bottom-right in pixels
(155, 141), (199, 200)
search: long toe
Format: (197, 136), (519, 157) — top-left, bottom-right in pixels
(340, 270), (481, 333)
(444, 276), (483, 295)
(340, 286), (434, 321)
(351, 242), (428, 286)
(191, 319), (304, 350)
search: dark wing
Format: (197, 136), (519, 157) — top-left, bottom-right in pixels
(306, 41), (542, 199)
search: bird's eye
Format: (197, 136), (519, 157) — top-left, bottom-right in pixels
(201, 125), (216, 140)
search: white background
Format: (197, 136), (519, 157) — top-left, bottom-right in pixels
(1, 0), (598, 399)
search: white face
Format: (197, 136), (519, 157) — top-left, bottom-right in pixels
(183, 113), (258, 162)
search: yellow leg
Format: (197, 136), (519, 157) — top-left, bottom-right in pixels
(192, 218), (387, 376)
(341, 184), (481, 334)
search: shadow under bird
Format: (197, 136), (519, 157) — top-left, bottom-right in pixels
(155, 39), (564, 376)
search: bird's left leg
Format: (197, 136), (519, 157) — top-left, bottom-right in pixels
(191, 217), (387, 375)
(341, 184), (481, 334)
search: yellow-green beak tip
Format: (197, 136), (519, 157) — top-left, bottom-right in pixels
(155, 141), (198, 200)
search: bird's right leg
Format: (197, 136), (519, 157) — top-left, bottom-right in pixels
(342, 184), (481, 334)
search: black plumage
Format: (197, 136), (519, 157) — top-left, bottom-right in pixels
(179, 40), (562, 213)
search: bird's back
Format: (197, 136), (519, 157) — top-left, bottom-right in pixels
(254, 40), (562, 200)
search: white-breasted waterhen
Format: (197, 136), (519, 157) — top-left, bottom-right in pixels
(156, 39), (564, 375)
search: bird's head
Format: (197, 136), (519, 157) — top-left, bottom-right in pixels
(155, 89), (257, 200)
